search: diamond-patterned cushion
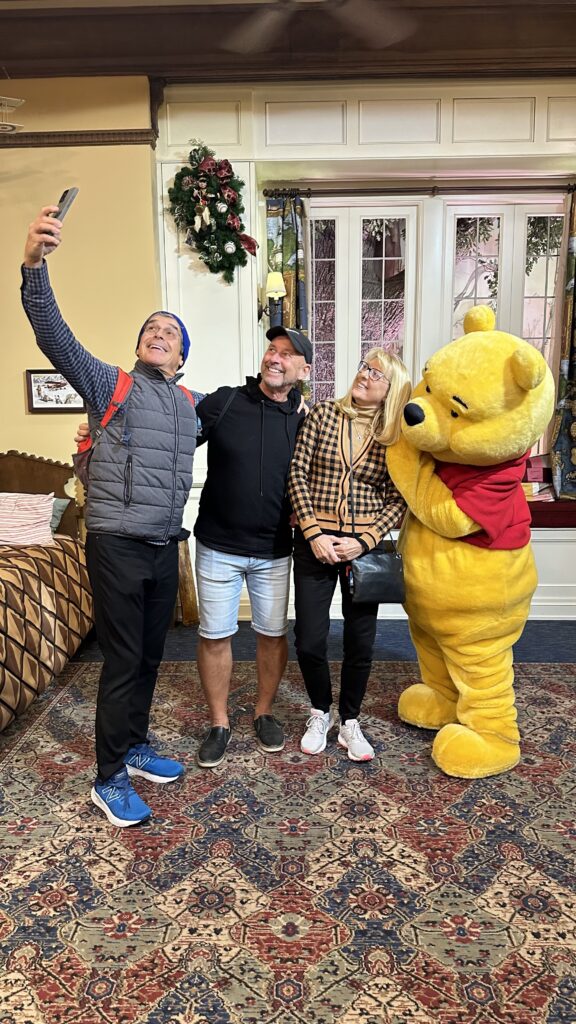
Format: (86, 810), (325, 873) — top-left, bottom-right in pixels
(0, 538), (93, 731)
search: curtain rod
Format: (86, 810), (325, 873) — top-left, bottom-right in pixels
(263, 183), (575, 198)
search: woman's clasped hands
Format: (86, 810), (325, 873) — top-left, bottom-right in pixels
(310, 535), (364, 564)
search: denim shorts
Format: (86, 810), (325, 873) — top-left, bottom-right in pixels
(195, 540), (291, 639)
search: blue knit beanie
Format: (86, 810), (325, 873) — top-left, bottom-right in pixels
(137, 311), (191, 365)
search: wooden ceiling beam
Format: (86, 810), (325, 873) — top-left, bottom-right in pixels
(2, 3), (576, 80)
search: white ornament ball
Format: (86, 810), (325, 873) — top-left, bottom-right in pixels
(216, 202), (228, 214)
(224, 241), (236, 254)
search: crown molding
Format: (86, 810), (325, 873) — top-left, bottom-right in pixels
(0, 128), (156, 148)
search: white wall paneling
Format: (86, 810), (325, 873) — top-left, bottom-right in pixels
(547, 97), (576, 142)
(166, 100), (242, 149)
(264, 101), (347, 147)
(158, 80), (576, 168)
(531, 531), (576, 619)
(359, 99), (440, 146)
(452, 98), (535, 144)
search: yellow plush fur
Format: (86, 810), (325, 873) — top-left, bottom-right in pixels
(387, 307), (555, 779)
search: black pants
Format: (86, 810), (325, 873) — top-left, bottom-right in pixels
(86, 533), (179, 781)
(293, 530), (379, 722)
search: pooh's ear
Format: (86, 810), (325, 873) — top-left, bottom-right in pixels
(510, 345), (547, 391)
(463, 305), (496, 333)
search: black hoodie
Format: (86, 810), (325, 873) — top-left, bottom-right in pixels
(194, 376), (305, 558)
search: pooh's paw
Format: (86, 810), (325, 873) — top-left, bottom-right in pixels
(398, 684), (458, 731)
(432, 724), (520, 779)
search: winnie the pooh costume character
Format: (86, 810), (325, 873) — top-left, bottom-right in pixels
(386, 306), (555, 779)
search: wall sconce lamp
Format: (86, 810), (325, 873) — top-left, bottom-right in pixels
(258, 271), (287, 321)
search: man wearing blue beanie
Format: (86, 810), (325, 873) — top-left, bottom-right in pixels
(137, 310), (191, 366)
(21, 205), (202, 828)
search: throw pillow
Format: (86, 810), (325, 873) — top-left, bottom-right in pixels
(0, 492), (55, 546)
(51, 496), (71, 534)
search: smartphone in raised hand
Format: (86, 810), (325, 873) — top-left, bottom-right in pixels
(50, 187), (79, 222)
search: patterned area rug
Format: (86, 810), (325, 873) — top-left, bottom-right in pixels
(0, 661), (575, 1024)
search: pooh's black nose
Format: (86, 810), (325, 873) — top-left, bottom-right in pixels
(404, 403), (425, 426)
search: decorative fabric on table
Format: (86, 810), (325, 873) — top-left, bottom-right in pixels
(0, 537), (93, 731)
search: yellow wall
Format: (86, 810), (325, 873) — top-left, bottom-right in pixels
(1, 78), (161, 463)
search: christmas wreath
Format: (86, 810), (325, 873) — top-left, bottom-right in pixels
(168, 140), (257, 284)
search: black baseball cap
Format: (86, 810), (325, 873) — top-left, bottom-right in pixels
(266, 325), (313, 365)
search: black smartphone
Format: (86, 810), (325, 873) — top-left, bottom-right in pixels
(51, 187), (79, 221)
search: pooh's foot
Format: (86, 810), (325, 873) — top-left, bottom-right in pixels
(398, 684), (458, 731)
(432, 724), (520, 779)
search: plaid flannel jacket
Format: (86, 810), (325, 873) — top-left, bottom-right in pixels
(287, 400), (406, 551)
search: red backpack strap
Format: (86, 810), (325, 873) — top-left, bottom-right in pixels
(177, 384), (195, 408)
(100, 368), (134, 428)
(84, 369), (133, 450)
(74, 370), (133, 477)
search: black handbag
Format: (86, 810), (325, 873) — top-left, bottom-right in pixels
(347, 420), (406, 604)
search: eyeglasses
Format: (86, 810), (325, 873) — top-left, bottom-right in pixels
(357, 360), (390, 383)
(142, 322), (181, 341)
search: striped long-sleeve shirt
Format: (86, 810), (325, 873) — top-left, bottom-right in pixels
(287, 399), (406, 551)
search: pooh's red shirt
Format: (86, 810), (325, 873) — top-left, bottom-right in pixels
(435, 454), (531, 549)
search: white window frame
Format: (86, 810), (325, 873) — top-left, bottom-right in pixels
(309, 198), (421, 393)
(442, 195), (566, 347)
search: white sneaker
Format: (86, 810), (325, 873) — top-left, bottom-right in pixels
(338, 719), (374, 762)
(300, 708), (334, 755)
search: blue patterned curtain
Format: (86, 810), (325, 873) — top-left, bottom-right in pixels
(265, 195), (309, 333)
(551, 191), (576, 498)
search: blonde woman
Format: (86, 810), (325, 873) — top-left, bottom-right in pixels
(287, 350), (411, 761)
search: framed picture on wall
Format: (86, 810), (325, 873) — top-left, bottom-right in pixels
(25, 370), (86, 413)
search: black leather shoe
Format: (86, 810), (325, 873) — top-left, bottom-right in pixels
(254, 715), (285, 752)
(197, 726), (231, 767)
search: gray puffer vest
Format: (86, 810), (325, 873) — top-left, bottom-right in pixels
(85, 361), (197, 543)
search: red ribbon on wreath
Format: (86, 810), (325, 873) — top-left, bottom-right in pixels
(238, 233), (258, 256)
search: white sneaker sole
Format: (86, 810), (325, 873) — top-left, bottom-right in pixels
(300, 738), (327, 755)
(90, 787), (151, 827)
(126, 765), (183, 783)
(337, 736), (375, 762)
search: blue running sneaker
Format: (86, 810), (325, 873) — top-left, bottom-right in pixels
(91, 767), (151, 827)
(124, 742), (185, 784)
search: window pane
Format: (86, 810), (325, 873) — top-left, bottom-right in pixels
(314, 260), (335, 295)
(453, 216), (500, 338)
(384, 301), (405, 343)
(523, 297), (545, 339)
(361, 302), (383, 342)
(314, 303), (335, 342)
(310, 218), (336, 403)
(314, 343), (336, 382)
(315, 381), (335, 402)
(314, 219), (335, 259)
(525, 255), (550, 297)
(523, 214), (564, 365)
(361, 217), (406, 359)
(362, 260), (383, 300)
(362, 219), (384, 258)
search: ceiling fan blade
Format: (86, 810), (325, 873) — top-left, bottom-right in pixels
(221, 7), (292, 54)
(331, 0), (416, 49)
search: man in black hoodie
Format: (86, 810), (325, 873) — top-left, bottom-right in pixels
(195, 327), (312, 768)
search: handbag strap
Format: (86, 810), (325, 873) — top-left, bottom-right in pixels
(348, 418), (357, 536)
(347, 417), (398, 553)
